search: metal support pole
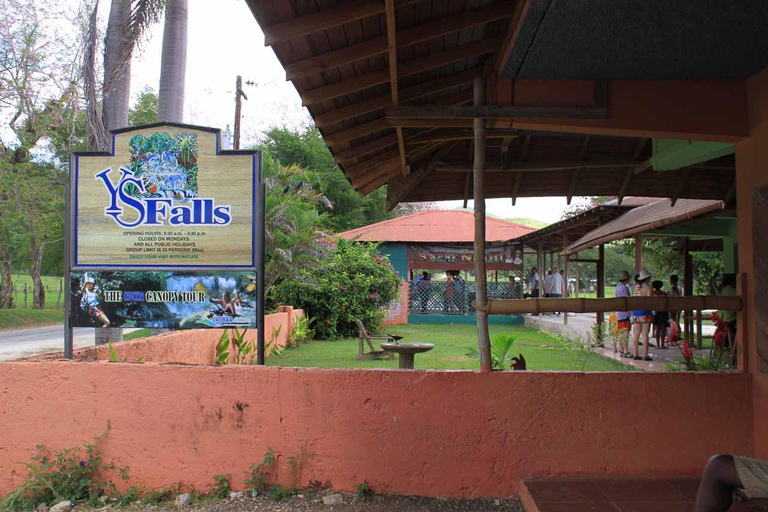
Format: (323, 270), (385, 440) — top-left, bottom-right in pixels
(472, 76), (491, 373)
(256, 180), (266, 365)
(64, 181), (73, 359)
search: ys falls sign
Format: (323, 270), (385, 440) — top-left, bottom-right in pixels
(72, 123), (259, 268)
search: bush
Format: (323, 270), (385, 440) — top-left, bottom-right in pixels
(273, 239), (401, 339)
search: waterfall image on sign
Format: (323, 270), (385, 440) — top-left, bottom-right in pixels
(129, 132), (199, 200)
(95, 132), (232, 228)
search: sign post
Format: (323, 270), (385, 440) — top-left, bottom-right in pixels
(66, 123), (264, 361)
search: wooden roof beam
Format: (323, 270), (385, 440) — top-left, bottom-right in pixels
(670, 168), (691, 207)
(385, 0), (408, 177)
(566, 169), (581, 205)
(408, 128), (519, 145)
(325, 118), (391, 147)
(618, 137), (648, 204)
(511, 171), (522, 205)
(386, 104), (608, 120)
(302, 37), (499, 106)
(333, 133), (399, 164)
(263, 0), (424, 47)
(436, 161), (637, 173)
(284, 1), (515, 80)
(314, 67), (482, 127)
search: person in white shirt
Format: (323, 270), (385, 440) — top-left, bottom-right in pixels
(549, 267), (565, 316)
(529, 267), (540, 298)
(543, 270), (554, 298)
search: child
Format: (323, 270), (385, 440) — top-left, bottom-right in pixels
(651, 280), (669, 349)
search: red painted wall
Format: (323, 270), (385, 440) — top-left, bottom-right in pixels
(736, 65), (768, 459)
(67, 309), (304, 364)
(0, 363), (751, 498)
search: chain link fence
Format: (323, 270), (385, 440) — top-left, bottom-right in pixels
(409, 281), (523, 315)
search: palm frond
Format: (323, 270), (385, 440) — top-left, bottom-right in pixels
(82, 0), (108, 151)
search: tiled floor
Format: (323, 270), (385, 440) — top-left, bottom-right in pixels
(520, 478), (764, 511)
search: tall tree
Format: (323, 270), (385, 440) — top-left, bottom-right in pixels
(157, 0), (187, 122)
(0, 0), (81, 308)
(84, 0), (165, 149)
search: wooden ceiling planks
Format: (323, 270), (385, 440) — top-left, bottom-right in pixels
(248, 0), (735, 205)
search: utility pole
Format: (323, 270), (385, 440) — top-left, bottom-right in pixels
(233, 75), (249, 150)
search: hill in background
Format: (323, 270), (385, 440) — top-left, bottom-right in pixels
(504, 217), (549, 229)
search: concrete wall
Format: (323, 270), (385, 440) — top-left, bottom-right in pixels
(70, 308), (305, 364)
(0, 363), (751, 498)
(736, 65), (768, 459)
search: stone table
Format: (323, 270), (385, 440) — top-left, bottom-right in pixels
(380, 342), (434, 369)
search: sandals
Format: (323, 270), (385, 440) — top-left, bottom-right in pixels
(633, 356), (642, 360)
(643, 356), (653, 361)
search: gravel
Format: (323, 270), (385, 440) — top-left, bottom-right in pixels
(76, 491), (522, 512)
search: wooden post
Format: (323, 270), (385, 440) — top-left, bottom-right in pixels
(537, 242), (544, 316)
(472, 76), (491, 373)
(597, 244), (605, 342)
(233, 75), (248, 150)
(564, 253), (570, 325)
(684, 238), (694, 344)
(696, 309), (703, 349)
(575, 253), (580, 298)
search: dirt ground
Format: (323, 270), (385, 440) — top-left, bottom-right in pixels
(80, 491), (523, 511)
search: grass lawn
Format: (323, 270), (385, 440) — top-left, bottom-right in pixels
(0, 308), (64, 331)
(6, 274), (65, 309)
(267, 323), (631, 371)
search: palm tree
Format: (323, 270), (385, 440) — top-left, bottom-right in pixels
(83, 0), (165, 149)
(157, 0), (187, 123)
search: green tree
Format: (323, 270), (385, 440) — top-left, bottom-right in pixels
(0, 0), (83, 308)
(259, 126), (393, 232)
(128, 86), (158, 126)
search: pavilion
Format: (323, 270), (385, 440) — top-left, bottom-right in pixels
(244, 0), (767, 503)
(339, 209), (533, 323)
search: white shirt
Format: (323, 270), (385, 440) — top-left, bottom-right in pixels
(543, 274), (553, 293)
(531, 272), (540, 290)
(549, 273), (565, 295)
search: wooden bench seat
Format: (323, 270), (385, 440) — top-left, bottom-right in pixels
(520, 477), (767, 511)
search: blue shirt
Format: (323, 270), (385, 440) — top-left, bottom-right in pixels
(615, 282), (630, 320)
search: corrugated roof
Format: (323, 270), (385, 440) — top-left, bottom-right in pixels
(339, 209), (535, 243)
(566, 198), (725, 254)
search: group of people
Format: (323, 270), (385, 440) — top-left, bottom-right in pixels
(525, 266), (566, 299)
(612, 270), (683, 360)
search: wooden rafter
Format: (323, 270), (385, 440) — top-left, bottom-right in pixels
(262, 0), (424, 46)
(355, 142), (442, 193)
(723, 178), (737, 204)
(494, 0), (532, 72)
(670, 168), (691, 206)
(386, 104), (608, 120)
(462, 172), (472, 208)
(407, 128), (519, 145)
(512, 171), (523, 205)
(283, 1), (514, 80)
(302, 37), (499, 106)
(325, 118), (391, 147)
(385, 0), (407, 177)
(435, 161), (637, 173)
(334, 134), (399, 164)
(566, 169), (581, 205)
(519, 134), (532, 161)
(618, 137), (648, 203)
(577, 135), (591, 160)
(385, 142), (457, 210)
(314, 68), (482, 127)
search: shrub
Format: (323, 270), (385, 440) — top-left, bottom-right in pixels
(273, 239), (401, 339)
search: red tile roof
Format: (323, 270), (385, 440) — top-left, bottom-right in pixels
(338, 209), (536, 243)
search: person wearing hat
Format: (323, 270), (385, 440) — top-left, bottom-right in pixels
(631, 269), (654, 361)
(79, 275), (110, 327)
(614, 270), (633, 357)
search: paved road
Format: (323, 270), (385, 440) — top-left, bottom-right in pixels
(0, 325), (139, 361)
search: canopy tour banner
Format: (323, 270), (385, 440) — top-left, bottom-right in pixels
(71, 124), (258, 269)
(409, 244), (524, 271)
(70, 270), (257, 329)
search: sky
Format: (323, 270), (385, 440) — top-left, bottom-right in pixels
(128, 0), (579, 224)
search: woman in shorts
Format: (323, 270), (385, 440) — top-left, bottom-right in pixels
(631, 270), (653, 361)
